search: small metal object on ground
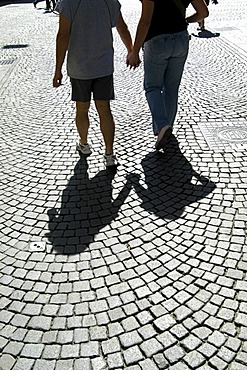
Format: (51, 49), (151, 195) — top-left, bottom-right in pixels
(29, 241), (46, 252)
(198, 121), (247, 150)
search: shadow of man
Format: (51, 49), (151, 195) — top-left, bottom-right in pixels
(127, 135), (216, 220)
(47, 156), (132, 254)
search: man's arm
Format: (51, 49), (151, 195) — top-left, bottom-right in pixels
(126, 0), (154, 69)
(186, 0), (209, 23)
(116, 12), (133, 54)
(53, 13), (70, 87)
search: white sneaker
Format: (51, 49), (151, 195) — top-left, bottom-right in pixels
(76, 142), (92, 155)
(104, 154), (118, 167)
(155, 125), (172, 150)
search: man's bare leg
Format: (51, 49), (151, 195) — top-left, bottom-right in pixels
(75, 101), (90, 144)
(95, 100), (115, 155)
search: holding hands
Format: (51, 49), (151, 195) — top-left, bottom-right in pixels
(127, 50), (141, 70)
(125, 0), (154, 70)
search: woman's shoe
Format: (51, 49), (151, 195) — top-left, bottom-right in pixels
(155, 126), (172, 150)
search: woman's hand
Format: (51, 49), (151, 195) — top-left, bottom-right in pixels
(126, 50), (141, 69)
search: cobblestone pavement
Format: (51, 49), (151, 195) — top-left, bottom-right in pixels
(0, 0), (247, 369)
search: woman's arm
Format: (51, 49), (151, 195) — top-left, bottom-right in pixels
(186, 0), (209, 23)
(116, 12), (133, 53)
(127, 0), (154, 69)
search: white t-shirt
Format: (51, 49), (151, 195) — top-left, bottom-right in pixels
(58, 0), (121, 79)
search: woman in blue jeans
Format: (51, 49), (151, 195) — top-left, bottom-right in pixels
(127, 0), (209, 150)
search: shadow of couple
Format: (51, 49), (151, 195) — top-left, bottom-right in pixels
(47, 135), (216, 254)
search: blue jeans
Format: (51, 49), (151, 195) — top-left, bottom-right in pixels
(143, 30), (189, 135)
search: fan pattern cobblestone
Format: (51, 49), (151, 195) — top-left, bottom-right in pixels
(0, 0), (247, 369)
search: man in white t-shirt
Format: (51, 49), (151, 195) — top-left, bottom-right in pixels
(53, 0), (133, 167)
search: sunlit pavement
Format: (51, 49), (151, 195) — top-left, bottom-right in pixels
(0, 1), (247, 369)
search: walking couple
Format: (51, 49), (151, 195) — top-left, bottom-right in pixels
(53, 0), (209, 167)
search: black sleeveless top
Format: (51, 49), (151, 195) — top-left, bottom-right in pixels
(142, 0), (192, 42)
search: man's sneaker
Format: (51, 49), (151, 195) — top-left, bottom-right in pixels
(104, 154), (118, 167)
(76, 142), (92, 155)
(155, 125), (172, 150)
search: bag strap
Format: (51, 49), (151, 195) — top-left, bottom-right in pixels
(172, 0), (186, 17)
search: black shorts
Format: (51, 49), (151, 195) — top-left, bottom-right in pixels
(71, 75), (114, 102)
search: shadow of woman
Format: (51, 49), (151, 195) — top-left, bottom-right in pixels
(47, 156), (132, 254)
(127, 135), (216, 220)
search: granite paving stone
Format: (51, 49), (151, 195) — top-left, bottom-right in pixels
(54, 359), (74, 370)
(95, 312), (110, 326)
(102, 337), (121, 355)
(138, 324), (157, 340)
(154, 314), (176, 332)
(0, 354), (15, 370)
(107, 352), (124, 369)
(119, 331), (143, 348)
(57, 331), (73, 345)
(108, 322), (124, 338)
(80, 341), (100, 358)
(122, 302), (138, 316)
(198, 342), (218, 359)
(60, 344), (80, 359)
(164, 344), (185, 364)
(230, 363), (247, 370)
(153, 353), (169, 369)
(123, 346), (144, 366)
(169, 364), (189, 370)
(181, 334), (202, 351)
(208, 355), (228, 370)
(89, 326), (108, 341)
(42, 345), (61, 359)
(74, 358), (91, 370)
(157, 332), (177, 350)
(32, 359), (56, 370)
(150, 304), (168, 318)
(24, 330), (43, 344)
(0, 0), (247, 368)
(42, 331), (58, 345)
(107, 295), (122, 309)
(20, 344), (44, 359)
(108, 308), (126, 322)
(140, 337), (163, 357)
(11, 358), (35, 370)
(91, 357), (108, 370)
(139, 359), (159, 370)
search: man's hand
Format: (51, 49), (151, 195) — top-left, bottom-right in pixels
(53, 71), (63, 87)
(53, 14), (70, 87)
(127, 51), (141, 69)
